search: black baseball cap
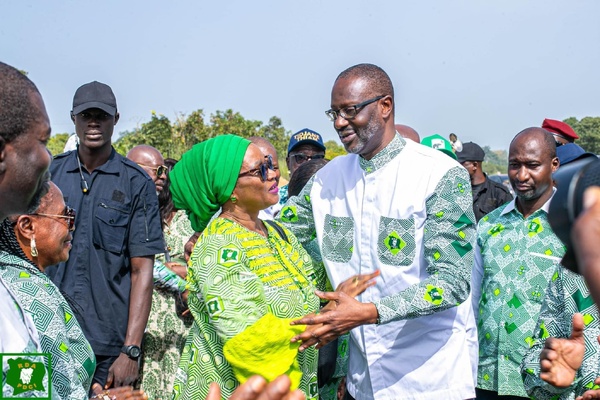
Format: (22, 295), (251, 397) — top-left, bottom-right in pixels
(72, 81), (117, 116)
(456, 142), (485, 163)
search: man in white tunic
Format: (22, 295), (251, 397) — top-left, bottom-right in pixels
(281, 63), (477, 400)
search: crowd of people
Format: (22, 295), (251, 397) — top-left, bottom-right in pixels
(2, 59), (600, 400)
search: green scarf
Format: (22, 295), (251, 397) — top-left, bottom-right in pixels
(170, 135), (250, 232)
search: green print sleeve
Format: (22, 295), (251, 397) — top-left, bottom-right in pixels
(278, 177), (317, 249)
(374, 166), (476, 324)
(521, 267), (574, 399)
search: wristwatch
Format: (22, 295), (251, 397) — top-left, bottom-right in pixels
(121, 344), (141, 359)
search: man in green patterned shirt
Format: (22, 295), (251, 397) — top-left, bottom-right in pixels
(472, 127), (563, 399)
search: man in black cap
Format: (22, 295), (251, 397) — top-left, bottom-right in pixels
(46, 81), (164, 390)
(456, 142), (512, 221)
(279, 128), (326, 205)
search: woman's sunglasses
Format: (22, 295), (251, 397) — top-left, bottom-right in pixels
(238, 155), (275, 182)
(31, 206), (76, 231)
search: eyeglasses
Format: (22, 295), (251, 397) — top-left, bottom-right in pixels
(325, 95), (385, 122)
(290, 153), (326, 164)
(137, 164), (168, 177)
(31, 206), (76, 231)
(238, 155), (274, 182)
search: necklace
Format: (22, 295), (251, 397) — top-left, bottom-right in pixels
(76, 146), (90, 194)
(220, 213), (267, 237)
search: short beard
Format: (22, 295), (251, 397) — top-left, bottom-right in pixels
(26, 172), (51, 214)
(344, 115), (381, 155)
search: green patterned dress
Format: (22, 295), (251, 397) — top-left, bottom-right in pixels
(172, 218), (320, 400)
(140, 210), (194, 400)
(0, 252), (96, 399)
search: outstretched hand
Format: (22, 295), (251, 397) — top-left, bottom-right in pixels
(205, 375), (305, 400)
(290, 290), (378, 351)
(540, 313), (585, 388)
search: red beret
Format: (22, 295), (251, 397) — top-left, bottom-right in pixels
(542, 118), (579, 140)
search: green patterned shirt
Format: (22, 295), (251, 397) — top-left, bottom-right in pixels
(0, 252), (96, 399)
(172, 218), (320, 400)
(521, 267), (600, 399)
(473, 197), (566, 397)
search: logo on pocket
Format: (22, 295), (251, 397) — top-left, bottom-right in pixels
(384, 231), (405, 255)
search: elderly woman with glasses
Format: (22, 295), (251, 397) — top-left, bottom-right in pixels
(0, 182), (146, 400)
(168, 135), (323, 400)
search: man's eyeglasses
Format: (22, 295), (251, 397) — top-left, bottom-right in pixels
(31, 206), (76, 231)
(325, 95), (385, 122)
(137, 164), (168, 177)
(238, 155), (274, 182)
(290, 153), (326, 164)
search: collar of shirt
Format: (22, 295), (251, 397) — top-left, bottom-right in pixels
(358, 133), (406, 175)
(499, 187), (556, 216)
(62, 147), (121, 175)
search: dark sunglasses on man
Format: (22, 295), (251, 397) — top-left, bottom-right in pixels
(137, 163), (168, 177)
(290, 153), (326, 164)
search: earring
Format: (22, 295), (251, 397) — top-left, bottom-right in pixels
(30, 236), (38, 257)
(230, 196), (237, 203)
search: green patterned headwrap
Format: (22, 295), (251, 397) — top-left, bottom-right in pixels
(170, 134), (251, 232)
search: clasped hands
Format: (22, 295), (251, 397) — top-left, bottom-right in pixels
(291, 270), (380, 351)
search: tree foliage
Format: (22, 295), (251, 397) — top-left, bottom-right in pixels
(324, 140), (347, 159)
(112, 109), (292, 164)
(482, 146), (508, 175)
(563, 116), (600, 154)
(47, 133), (71, 156)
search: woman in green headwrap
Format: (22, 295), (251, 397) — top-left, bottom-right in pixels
(169, 135), (321, 399)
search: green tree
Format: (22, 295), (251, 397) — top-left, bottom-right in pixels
(564, 116), (600, 154)
(324, 140), (347, 160)
(47, 133), (71, 156)
(113, 109), (292, 163)
(482, 146), (508, 175)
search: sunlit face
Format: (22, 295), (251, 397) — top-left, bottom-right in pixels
(26, 183), (73, 270)
(2, 91), (52, 216)
(72, 108), (119, 152)
(330, 76), (386, 160)
(508, 132), (559, 203)
(232, 144), (279, 214)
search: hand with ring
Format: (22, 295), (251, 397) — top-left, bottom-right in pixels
(336, 270), (380, 298)
(90, 383), (148, 400)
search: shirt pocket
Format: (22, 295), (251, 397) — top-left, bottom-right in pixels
(322, 214), (354, 263)
(93, 199), (130, 253)
(377, 216), (416, 266)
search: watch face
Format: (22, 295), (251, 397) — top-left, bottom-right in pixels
(128, 346), (141, 358)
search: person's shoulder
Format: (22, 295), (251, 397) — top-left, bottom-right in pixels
(50, 150), (76, 170)
(487, 177), (511, 194)
(118, 153), (150, 177)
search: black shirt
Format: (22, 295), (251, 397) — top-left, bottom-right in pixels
(45, 148), (164, 356)
(471, 175), (513, 222)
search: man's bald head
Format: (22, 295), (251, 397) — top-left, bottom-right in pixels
(336, 63), (394, 109)
(126, 145), (166, 192)
(395, 124), (420, 142)
(510, 127), (557, 160)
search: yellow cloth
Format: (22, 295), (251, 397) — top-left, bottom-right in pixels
(223, 313), (306, 389)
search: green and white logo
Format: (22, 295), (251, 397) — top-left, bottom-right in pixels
(1, 353), (50, 399)
(218, 247), (239, 267)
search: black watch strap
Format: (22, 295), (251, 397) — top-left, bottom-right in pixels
(121, 345), (141, 359)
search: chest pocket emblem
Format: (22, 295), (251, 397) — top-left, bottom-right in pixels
(378, 216), (416, 266)
(322, 214), (354, 263)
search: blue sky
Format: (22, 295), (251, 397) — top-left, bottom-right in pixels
(2, 0), (599, 150)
